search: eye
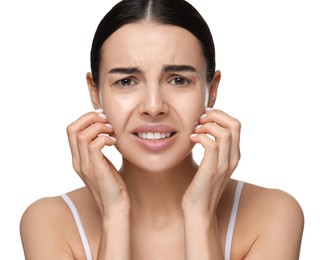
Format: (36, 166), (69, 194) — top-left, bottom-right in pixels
(116, 78), (136, 88)
(169, 76), (191, 86)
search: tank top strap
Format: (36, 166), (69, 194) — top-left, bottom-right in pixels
(60, 193), (92, 260)
(224, 180), (245, 260)
(60, 181), (244, 260)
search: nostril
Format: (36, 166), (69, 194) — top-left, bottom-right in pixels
(139, 95), (170, 116)
(143, 110), (167, 116)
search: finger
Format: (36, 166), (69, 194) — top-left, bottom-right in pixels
(87, 135), (128, 204)
(190, 133), (219, 171)
(199, 109), (237, 127)
(87, 134), (117, 177)
(77, 122), (114, 171)
(195, 122), (231, 144)
(194, 122), (231, 169)
(66, 111), (108, 172)
(199, 109), (240, 145)
(67, 111), (108, 142)
(199, 109), (241, 168)
(190, 132), (234, 203)
(189, 133), (226, 198)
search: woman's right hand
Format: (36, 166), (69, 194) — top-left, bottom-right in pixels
(66, 109), (130, 218)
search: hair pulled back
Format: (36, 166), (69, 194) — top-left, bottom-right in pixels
(90, 0), (215, 85)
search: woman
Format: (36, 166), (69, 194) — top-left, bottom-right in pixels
(20, 0), (304, 259)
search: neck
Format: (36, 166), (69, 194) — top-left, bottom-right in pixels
(119, 153), (198, 218)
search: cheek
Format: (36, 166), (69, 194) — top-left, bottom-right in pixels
(101, 96), (131, 134)
(171, 91), (205, 129)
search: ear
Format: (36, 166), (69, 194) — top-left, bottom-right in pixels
(207, 70), (221, 108)
(86, 72), (101, 110)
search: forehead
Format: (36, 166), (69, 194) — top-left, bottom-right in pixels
(100, 22), (206, 71)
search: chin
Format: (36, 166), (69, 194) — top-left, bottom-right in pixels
(122, 146), (195, 174)
(115, 131), (195, 173)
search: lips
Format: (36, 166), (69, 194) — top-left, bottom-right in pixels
(131, 124), (177, 151)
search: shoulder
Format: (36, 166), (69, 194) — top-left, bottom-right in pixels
(236, 181), (304, 259)
(20, 195), (72, 258)
(20, 187), (93, 228)
(242, 182), (304, 224)
(20, 195), (68, 235)
(20, 188), (90, 259)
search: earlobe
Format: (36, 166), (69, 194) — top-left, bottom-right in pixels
(86, 72), (101, 110)
(207, 70), (221, 108)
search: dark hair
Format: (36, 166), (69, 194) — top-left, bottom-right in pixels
(90, 0), (215, 85)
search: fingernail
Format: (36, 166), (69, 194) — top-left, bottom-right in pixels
(105, 123), (113, 128)
(190, 133), (198, 138)
(195, 124), (201, 130)
(99, 133), (109, 137)
(199, 113), (207, 120)
(205, 107), (213, 112)
(95, 108), (104, 113)
(98, 113), (107, 119)
(109, 136), (117, 141)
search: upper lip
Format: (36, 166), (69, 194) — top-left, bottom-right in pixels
(131, 124), (177, 134)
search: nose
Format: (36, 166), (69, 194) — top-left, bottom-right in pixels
(138, 85), (169, 117)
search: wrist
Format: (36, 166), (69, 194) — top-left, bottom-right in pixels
(183, 210), (216, 231)
(98, 212), (130, 260)
(102, 209), (130, 225)
(182, 202), (215, 221)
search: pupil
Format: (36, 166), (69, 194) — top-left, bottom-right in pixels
(176, 78), (183, 84)
(122, 79), (131, 85)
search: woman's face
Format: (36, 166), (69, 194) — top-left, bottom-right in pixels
(91, 22), (217, 172)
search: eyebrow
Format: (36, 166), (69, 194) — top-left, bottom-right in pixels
(108, 67), (142, 74)
(163, 65), (197, 73)
(107, 65), (197, 75)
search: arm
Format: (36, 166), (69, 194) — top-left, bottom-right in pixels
(20, 111), (131, 260)
(67, 110), (130, 260)
(97, 213), (130, 260)
(183, 212), (223, 259)
(183, 108), (241, 259)
(182, 108), (304, 259)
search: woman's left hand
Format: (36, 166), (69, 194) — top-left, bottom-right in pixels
(182, 108), (241, 215)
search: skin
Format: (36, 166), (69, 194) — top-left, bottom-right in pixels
(20, 22), (304, 260)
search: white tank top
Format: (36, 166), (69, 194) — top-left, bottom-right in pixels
(61, 180), (244, 260)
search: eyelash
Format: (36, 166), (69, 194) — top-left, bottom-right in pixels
(115, 76), (191, 88)
(169, 76), (191, 86)
(116, 78), (137, 88)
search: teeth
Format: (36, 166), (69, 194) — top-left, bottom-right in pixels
(138, 132), (172, 140)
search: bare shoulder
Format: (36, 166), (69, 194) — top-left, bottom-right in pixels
(20, 195), (68, 235)
(242, 182), (304, 216)
(235, 181), (304, 260)
(20, 188), (88, 260)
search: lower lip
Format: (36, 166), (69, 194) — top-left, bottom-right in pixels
(133, 133), (177, 152)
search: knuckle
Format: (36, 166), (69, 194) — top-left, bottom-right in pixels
(222, 129), (232, 140)
(219, 164), (230, 174)
(88, 141), (98, 152)
(207, 140), (219, 151)
(228, 154), (241, 173)
(66, 123), (76, 136)
(231, 119), (241, 131)
(79, 162), (90, 176)
(231, 153), (241, 168)
(231, 160), (239, 170)
(76, 132), (87, 143)
(213, 108), (222, 114)
(72, 161), (80, 173)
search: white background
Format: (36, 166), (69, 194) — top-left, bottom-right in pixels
(0, 0), (321, 259)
